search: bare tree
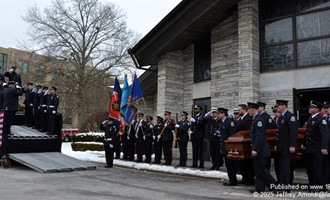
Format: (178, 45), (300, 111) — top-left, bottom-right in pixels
(23, 0), (139, 127)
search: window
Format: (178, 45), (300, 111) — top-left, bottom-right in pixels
(18, 61), (28, 75)
(194, 33), (211, 83)
(0, 53), (8, 73)
(260, 0), (330, 71)
(35, 65), (45, 76)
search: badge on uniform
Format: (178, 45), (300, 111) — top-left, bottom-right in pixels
(257, 121), (262, 127)
(231, 122), (234, 127)
(290, 116), (295, 122)
(322, 119), (327, 125)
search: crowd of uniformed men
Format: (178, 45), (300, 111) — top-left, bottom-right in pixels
(101, 98), (330, 193)
(0, 66), (59, 155)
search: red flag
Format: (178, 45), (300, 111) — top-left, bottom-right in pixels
(109, 91), (120, 120)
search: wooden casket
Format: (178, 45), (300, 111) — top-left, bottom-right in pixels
(225, 128), (306, 160)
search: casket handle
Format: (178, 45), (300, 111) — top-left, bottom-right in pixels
(228, 149), (239, 155)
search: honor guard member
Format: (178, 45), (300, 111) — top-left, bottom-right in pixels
(204, 107), (222, 170)
(248, 102), (276, 193)
(161, 111), (175, 165)
(2, 81), (23, 154)
(257, 101), (276, 129)
(100, 117), (118, 168)
(4, 66), (22, 86)
(175, 111), (190, 167)
(272, 104), (281, 126)
(47, 86), (59, 135)
(39, 86), (49, 132)
(190, 105), (205, 168)
(322, 101), (330, 185)
(23, 82), (35, 127)
(236, 104), (254, 185)
(33, 84), (42, 130)
(153, 116), (164, 164)
(126, 120), (136, 161)
(216, 108), (236, 185)
(134, 112), (146, 162)
(144, 116), (154, 163)
(274, 100), (297, 190)
(301, 100), (329, 192)
(120, 120), (129, 160)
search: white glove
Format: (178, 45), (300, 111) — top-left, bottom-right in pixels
(138, 123), (142, 127)
(149, 124), (154, 129)
(109, 144), (113, 148)
(9, 69), (14, 73)
(153, 136), (156, 140)
(190, 118), (196, 123)
(175, 124), (180, 128)
(164, 122), (168, 127)
(127, 136), (130, 140)
(52, 110), (56, 114)
(143, 136), (146, 140)
(16, 85), (21, 89)
(157, 135), (161, 140)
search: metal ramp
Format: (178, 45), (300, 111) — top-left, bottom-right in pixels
(9, 152), (97, 173)
(10, 126), (56, 139)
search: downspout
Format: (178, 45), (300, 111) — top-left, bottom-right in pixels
(127, 48), (157, 72)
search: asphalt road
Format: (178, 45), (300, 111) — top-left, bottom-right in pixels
(0, 163), (320, 200)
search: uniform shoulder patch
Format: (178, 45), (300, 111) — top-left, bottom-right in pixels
(290, 116), (295, 122)
(257, 121), (262, 127)
(230, 122), (234, 127)
(322, 119), (327, 125)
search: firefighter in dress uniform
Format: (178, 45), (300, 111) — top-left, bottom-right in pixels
(161, 111), (175, 165)
(2, 81), (23, 155)
(33, 84), (42, 130)
(46, 86), (59, 135)
(175, 111), (190, 167)
(100, 117), (118, 168)
(144, 116), (154, 163)
(134, 112), (146, 162)
(204, 107), (222, 170)
(322, 101), (330, 187)
(38, 86), (49, 132)
(247, 102), (276, 193)
(126, 120), (136, 161)
(23, 82), (35, 127)
(152, 116), (164, 164)
(301, 100), (329, 192)
(215, 107), (236, 183)
(190, 105), (205, 168)
(273, 99), (298, 191)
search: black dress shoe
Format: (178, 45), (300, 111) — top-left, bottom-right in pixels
(134, 159), (142, 163)
(198, 165), (204, 169)
(191, 165), (198, 168)
(152, 161), (160, 164)
(209, 166), (215, 170)
(104, 165), (113, 168)
(223, 182), (237, 186)
(214, 167), (220, 170)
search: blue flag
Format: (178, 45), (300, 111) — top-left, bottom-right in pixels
(120, 74), (131, 117)
(124, 74), (144, 124)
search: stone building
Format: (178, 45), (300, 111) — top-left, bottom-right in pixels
(132, 0), (330, 126)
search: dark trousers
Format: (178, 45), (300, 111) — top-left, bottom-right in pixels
(305, 153), (324, 190)
(40, 108), (48, 132)
(153, 141), (162, 164)
(162, 140), (172, 165)
(144, 139), (153, 163)
(135, 137), (144, 161)
(209, 140), (221, 168)
(25, 104), (34, 126)
(225, 157), (238, 184)
(274, 152), (293, 186)
(240, 159), (255, 184)
(34, 107), (40, 129)
(114, 135), (121, 159)
(2, 111), (16, 155)
(104, 142), (114, 167)
(253, 155), (275, 192)
(47, 110), (56, 135)
(121, 135), (128, 160)
(127, 138), (135, 161)
(178, 141), (188, 166)
(191, 138), (204, 167)
(324, 154), (330, 184)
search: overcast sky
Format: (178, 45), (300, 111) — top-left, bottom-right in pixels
(0, 0), (181, 48)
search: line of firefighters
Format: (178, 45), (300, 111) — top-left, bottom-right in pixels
(101, 100), (330, 193)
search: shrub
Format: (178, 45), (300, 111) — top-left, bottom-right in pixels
(71, 142), (104, 151)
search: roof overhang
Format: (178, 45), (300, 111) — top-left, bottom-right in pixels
(129, 0), (238, 66)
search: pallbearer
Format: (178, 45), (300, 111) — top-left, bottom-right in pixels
(247, 102), (275, 193)
(175, 111), (190, 167)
